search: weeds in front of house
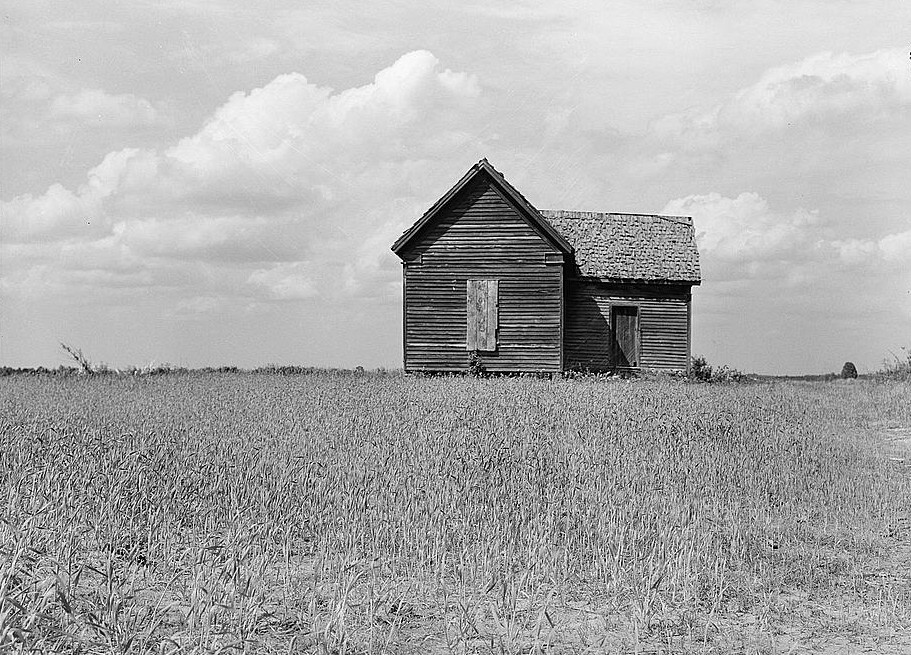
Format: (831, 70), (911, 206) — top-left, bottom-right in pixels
(877, 347), (911, 381)
(689, 354), (746, 383)
(2, 373), (910, 652)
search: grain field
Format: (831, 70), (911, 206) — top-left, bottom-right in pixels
(2, 373), (910, 653)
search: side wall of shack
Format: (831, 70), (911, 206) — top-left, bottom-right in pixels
(564, 280), (692, 372)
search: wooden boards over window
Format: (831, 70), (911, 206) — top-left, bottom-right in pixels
(466, 280), (499, 351)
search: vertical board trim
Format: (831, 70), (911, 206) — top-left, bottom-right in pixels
(559, 266), (564, 370)
(686, 293), (692, 374)
(466, 280), (478, 351)
(486, 280), (498, 351)
(402, 265), (408, 371)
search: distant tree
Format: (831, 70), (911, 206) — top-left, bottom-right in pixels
(841, 361), (858, 379)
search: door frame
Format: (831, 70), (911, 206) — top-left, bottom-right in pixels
(610, 303), (641, 369)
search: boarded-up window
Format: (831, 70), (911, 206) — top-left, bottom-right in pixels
(466, 280), (498, 351)
(611, 305), (639, 367)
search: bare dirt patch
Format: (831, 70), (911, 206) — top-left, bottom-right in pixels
(881, 425), (911, 455)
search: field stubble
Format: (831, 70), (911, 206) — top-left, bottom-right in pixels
(1, 373), (910, 654)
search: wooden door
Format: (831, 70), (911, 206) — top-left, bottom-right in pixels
(612, 305), (639, 367)
(466, 280), (499, 351)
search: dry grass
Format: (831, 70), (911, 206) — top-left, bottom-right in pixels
(1, 373), (909, 653)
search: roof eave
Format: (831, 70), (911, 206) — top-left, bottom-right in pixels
(476, 160), (574, 254)
(390, 162), (481, 254)
(582, 276), (701, 285)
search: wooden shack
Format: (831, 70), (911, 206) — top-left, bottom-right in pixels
(390, 159), (701, 374)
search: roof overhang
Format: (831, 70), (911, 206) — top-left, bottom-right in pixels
(584, 276), (701, 286)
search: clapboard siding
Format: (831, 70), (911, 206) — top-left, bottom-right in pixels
(401, 175), (563, 372)
(565, 281), (691, 372)
(392, 160), (700, 374)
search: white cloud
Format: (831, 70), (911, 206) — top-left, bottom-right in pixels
(733, 49), (910, 125)
(653, 48), (911, 143)
(167, 49), (479, 183)
(664, 189), (911, 373)
(661, 191), (908, 284)
(248, 262), (317, 300)
(2, 76), (167, 146)
(1, 149), (146, 242)
(662, 191), (821, 265)
(50, 89), (160, 127)
(878, 230), (911, 263)
(228, 38), (281, 63)
(832, 230), (911, 266)
(173, 296), (224, 315)
(1, 50), (484, 304)
(830, 238), (878, 266)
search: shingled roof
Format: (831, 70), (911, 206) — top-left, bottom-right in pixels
(391, 159), (701, 285)
(540, 210), (701, 284)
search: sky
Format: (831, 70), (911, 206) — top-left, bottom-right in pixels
(1, 0), (909, 374)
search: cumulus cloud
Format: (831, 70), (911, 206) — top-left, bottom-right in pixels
(1, 50), (484, 306)
(662, 192), (822, 265)
(661, 191), (909, 283)
(830, 238), (879, 266)
(653, 48), (911, 144)
(166, 49), (479, 196)
(1, 75), (166, 148)
(832, 231), (911, 266)
(1, 149), (147, 242)
(173, 296), (225, 315)
(661, 188), (910, 374)
(228, 38), (281, 63)
(248, 262), (318, 300)
(50, 88), (161, 127)
(879, 231), (911, 263)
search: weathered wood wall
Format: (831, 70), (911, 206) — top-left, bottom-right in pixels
(400, 174), (563, 372)
(565, 281), (692, 372)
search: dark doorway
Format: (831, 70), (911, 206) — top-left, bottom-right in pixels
(611, 305), (639, 367)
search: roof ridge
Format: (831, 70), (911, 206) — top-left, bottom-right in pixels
(541, 209), (693, 227)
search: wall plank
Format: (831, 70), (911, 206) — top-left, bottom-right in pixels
(466, 280), (478, 351)
(484, 280), (498, 351)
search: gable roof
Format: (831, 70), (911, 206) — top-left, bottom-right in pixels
(391, 158), (701, 284)
(390, 159), (573, 255)
(541, 210), (701, 284)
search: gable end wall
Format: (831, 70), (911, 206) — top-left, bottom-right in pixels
(401, 175), (563, 372)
